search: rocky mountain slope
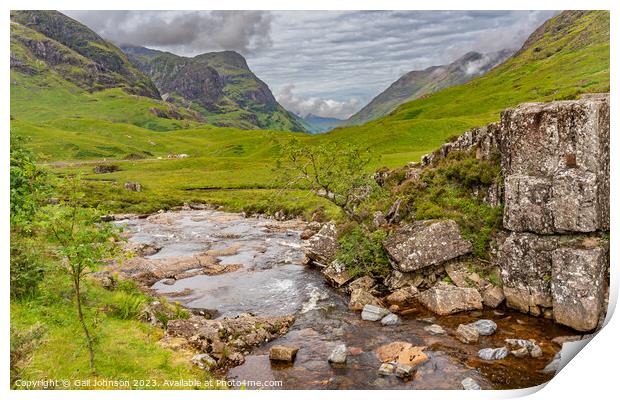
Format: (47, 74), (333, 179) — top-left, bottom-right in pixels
(345, 50), (513, 126)
(122, 46), (308, 132)
(10, 10), (160, 99)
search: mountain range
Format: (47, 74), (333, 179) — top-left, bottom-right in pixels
(344, 49), (514, 126)
(302, 114), (345, 133)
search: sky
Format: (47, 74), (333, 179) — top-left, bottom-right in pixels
(65, 10), (558, 119)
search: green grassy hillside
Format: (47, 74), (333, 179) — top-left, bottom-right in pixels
(11, 10), (609, 217)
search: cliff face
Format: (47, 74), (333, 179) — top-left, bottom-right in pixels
(418, 94), (610, 331)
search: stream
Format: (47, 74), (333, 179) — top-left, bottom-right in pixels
(117, 209), (576, 390)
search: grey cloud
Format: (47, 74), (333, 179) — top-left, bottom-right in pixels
(63, 10), (273, 54)
(276, 85), (361, 119)
(65, 10), (558, 119)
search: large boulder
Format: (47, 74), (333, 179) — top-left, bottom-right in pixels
(551, 246), (608, 331)
(303, 222), (339, 265)
(349, 288), (384, 311)
(500, 95), (610, 233)
(382, 220), (472, 272)
(417, 283), (483, 315)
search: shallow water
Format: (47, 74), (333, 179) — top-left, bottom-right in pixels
(118, 210), (576, 390)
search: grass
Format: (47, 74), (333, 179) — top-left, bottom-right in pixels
(10, 271), (221, 390)
(10, 11), (609, 218)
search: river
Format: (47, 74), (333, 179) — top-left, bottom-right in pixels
(117, 209), (575, 390)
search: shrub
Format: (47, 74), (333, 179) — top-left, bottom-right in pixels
(109, 292), (147, 320)
(335, 225), (391, 278)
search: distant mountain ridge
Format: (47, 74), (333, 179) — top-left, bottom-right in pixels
(122, 46), (308, 132)
(302, 113), (345, 133)
(345, 49), (514, 126)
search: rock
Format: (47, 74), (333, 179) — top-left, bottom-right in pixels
(361, 304), (390, 321)
(322, 261), (354, 287)
(349, 288), (384, 311)
(418, 283), (483, 315)
(380, 313), (401, 326)
(375, 342), (429, 367)
(269, 345), (299, 362)
(543, 352), (561, 374)
(385, 286), (419, 307)
(384, 270), (424, 291)
(505, 339), (543, 358)
(385, 198), (403, 223)
(395, 363), (415, 379)
(300, 229), (317, 240)
(303, 221), (338, 265)
(191, 353), (217, 370)
(348, 276), (376, 292)
(160, 278), (176, 285)
(424, 324), (446, 335)
(499, 232), (557, 314)
(124, 241), (161, 257)
(461, 377), (481, 390)
(328, 344), (348, 364)
(481, 285), (505, 308)
(124, 182), (141, 192)
(500, 95), (609, 233)
(378, 363), (396, 376)
(445, 261), (477, 288)
(478, 347), (508, 361)
(455, 324), (479, 344)
(300, 221), (322, 239)
(382, 220), (472, 272)
(372, 211), (387, 228)
(551, 246), (608, 331)
(470, 319), (497, 336)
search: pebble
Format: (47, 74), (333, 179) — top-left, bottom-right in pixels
(471, 319), (497, 336)
(461, 377), (480, 390)
(361, 304), (390, 321)
(424, 324), (446, 335)
(328, 344), (348, 364)
(478, 347), (508, 360)
(378, 362), (396, 376)
(381, 313), (401, 326)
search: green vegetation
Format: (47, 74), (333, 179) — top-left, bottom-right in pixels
(335, 225), (391, 278)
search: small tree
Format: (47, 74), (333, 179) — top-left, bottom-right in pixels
(277, 139), (380, 222)
(43, 176), (120, 370)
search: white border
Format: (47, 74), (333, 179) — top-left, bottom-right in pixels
(2, 1), (617, 399)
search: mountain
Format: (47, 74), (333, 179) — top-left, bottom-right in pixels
(302, 114), (345, 133)
(10, 10), (160, 99)
(345, 49), (514, 126)
(122, 46), (308, 132)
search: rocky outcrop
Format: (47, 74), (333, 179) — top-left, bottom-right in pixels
(496, 93), (609, 331)
(303, 222), (339, 266)
(383, 220), (472, 272)
(417, 282), (483, 315)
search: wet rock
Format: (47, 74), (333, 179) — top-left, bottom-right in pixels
(300, 221), (322, 240)
(161, 278), (175, 285)
(500, 95), (610, 233)
(361, 304), (390, 321)
(478, 347), (508, 361)
(303, 221), (339, 265)
(481, 285), (505, 308)
(349, 288), (384, 311)
(124, 181), (141, 192)
(385, 286), (419, 307)
(124, 241), (161, 257)
(470, 319), (497, 336)
(322, 261), (354, 288)
(505, 339), (543, 358)
(395, 363), (415, 379)
(269, 345), (299, 362)
(551, 246), (608, 331)
(378, 363), (396, 376)
(455, 324), (479, 344)
(384, 270), (424, 290)
(375, 342), (429, 367)
(380, 313), (401, 326)
(424, 324), (446, 335)
(543, 352), (561, 374)
(418, 283), (483, 315)
(187, 307), (217, 319)
(191, 353), (217, 370)
(328, 344), (348, 364)
(383, 220), (472, 272)
(461, 377), (481, 390)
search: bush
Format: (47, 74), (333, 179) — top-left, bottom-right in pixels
(108, 292), (147, 320)
(10, 236), (50, 299)
(335, 225), (391, 278)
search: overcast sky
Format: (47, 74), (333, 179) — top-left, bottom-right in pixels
(65, 10), (558, 119)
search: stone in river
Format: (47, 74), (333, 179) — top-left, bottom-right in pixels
(470, 319), (497, 336)
(418, 282), (483, 315)
(478, 347), (508, 361)
(381, 313), (401, 326)
(424, 324), (446, 335)
(378, 363), (396, 376)
(269, 345), (299, 362)
(328, 344), (348, 364)
(395, 363), (415, 379)
(461, 377), (481, 390)
(361, 304), (390, 321)
(456, 324), (479, 344)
